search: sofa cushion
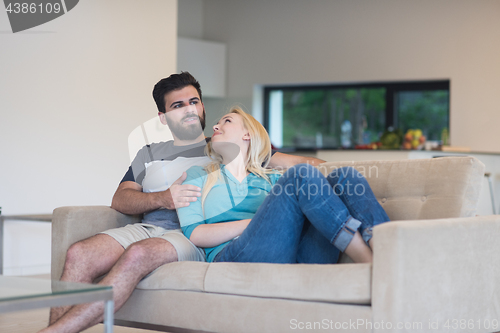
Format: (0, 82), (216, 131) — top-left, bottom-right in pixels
(137, 261), (371, 305)
(137, 261), (209, 292)
(204, 262), (371, 305)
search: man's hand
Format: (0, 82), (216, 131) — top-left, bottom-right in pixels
(111, 172), (201, 215)
(165, 172), (201, 209)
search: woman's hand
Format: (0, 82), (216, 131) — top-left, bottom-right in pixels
(189, 219), (251, 248)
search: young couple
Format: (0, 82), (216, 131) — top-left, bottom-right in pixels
(42, 71), (387, 333)
(177, 107), (390, 265)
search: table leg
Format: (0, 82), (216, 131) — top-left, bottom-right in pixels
(487, 174), (497, 214)
(103, 299), (114, 333)
(0, 216), (4, 275)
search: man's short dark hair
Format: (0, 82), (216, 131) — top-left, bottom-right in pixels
(152, 71), (203, 113)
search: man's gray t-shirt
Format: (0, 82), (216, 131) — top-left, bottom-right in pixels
(120, 139), (210, 230)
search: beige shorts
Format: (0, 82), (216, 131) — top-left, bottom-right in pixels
(100, 223), (205, 262)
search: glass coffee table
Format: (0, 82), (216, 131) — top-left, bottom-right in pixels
(0, 275), (114, 332)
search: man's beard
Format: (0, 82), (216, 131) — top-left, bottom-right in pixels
(166, 110), (206, 141)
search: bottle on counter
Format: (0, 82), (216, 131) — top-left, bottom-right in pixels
(441, 127), (449, 146)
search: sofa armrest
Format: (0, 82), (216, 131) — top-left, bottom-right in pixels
(371, 215), (500, 333)
(51, 206), (141, 279)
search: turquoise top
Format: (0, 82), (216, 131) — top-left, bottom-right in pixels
(177, 165), (281, 262)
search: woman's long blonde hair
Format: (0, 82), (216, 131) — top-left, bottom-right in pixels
(201, 107), (276, 211)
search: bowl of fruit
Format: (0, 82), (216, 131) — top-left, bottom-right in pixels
(402, 129), (426, 150)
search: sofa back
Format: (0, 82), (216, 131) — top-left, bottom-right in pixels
(318, 156), (485, 221)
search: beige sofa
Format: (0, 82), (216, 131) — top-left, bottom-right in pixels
(52, 157), (500, 333)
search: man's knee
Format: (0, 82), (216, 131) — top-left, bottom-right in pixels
(122, 242), (149, 264)
(65, 240), (89, 266)
(64, 234), (122, 274)
(122, 238), (178, 268)
(61, 240), (100, 282)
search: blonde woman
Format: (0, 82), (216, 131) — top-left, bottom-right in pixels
(177, 107), (389, 264)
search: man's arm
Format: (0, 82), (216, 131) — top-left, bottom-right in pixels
(268, 152), (325, 169)
(111, 172), (201, 215)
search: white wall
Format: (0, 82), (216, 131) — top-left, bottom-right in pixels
(0, 0), (178, 275)
(201, 0), (500, 152)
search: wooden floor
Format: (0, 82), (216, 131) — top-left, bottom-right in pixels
(0, 274), (156, 333)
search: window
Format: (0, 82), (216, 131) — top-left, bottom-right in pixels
(263, 80), (449, 150)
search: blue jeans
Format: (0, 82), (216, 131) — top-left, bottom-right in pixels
(214, 164), (390, 264)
